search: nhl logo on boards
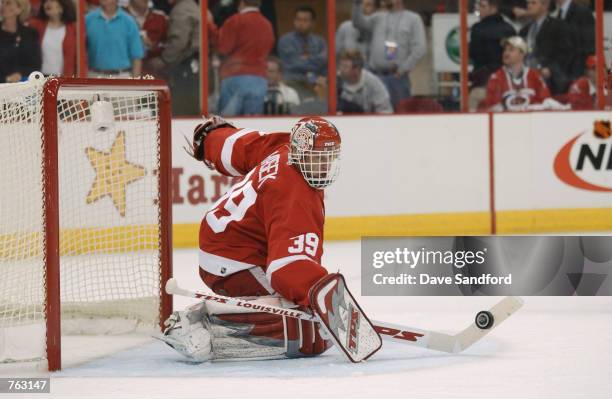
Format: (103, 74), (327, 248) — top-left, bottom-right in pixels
(593, 120), (611, 139)
(554, 119), (612, 192)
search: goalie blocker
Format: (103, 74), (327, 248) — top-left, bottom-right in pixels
(309, 273), (382, 362)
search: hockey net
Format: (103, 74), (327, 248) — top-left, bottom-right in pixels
(0, 74), (172, 370)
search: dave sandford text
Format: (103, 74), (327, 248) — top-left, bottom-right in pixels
(370, 247), (512, 286)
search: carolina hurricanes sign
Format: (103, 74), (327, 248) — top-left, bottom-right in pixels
(554, 120), (612, 192)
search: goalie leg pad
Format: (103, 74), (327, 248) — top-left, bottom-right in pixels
(210, 301), (331, 360)
(209, 311), (288, 361)
(161, 295), (331, 362)
(309, 273), (382, 362)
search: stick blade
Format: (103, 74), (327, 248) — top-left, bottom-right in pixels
(451, 296), (524, 353)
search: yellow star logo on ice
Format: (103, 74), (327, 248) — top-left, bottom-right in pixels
(85, 131), (146, 217)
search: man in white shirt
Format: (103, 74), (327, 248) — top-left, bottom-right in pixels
(265, 56), (300, 114)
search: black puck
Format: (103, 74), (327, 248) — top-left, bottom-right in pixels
(475, 310), (494, 329)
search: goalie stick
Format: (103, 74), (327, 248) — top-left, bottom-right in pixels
(165, 278), (523, 354)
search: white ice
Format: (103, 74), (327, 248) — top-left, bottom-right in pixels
(1, 241), (611, 399)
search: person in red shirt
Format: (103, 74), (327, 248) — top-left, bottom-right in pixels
(161, 115), (341, 362)
(567, 55), (596, 110)
(124, 0), (168, 76)
(30, 0), (79, 77)
(485, 35), (551, 111)
(211, 0), (275, 116)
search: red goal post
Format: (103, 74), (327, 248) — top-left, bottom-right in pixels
(0, 75), (173, 371)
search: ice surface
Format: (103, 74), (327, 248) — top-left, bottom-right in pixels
(1, 241), (611, 399)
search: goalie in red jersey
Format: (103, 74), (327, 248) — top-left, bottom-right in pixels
(160, 115), (360, 362)
(195, 115), (340, 306)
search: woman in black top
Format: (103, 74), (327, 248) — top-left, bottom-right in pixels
(0, 0), (41, 83)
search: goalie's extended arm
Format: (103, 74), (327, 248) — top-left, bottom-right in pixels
(188, 115), (289, 176)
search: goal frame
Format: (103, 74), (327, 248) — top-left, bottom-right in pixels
(40, 77), (173, 371)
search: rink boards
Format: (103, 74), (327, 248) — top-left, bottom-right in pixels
(171, 111), (612, 246)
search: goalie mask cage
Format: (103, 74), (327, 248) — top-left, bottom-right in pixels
(0, 74), (173, 371)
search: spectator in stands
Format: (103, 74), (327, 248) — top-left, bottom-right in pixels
(210, 0), (238, 27)
(553, 0), (594, 79)
(124, 0), (168, 76)
(498, 0), (528, 22)
(519, 0), (574, 94)
(86, 0), (144, 78)
(485, 36), (552, 111)
(498, 1), (552, 23)
(30, 0), (77, 77)
(264, 56), (300, 115)
(213, 0), (274, 116)
(338, 49), (393, 114)
(0, 0), (41, 83)
(277, 5), (327, 99)
(469, 0), (516, 110)
(153, 0), (171, 15)
(352, 0), (427, 109)
(292, 75), (328, 115)
(336, 0), (378, 61)
(149, 0), (200, 115)
(567, 55), (596, 110)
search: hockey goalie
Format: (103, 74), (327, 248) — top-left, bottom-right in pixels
(161, 116), (381, 362)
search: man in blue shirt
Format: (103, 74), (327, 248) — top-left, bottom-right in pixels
(277, 5), (327, 99)
(86, 0), (144, 77)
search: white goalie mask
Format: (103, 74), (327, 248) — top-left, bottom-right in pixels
(288, 117), (341, 189)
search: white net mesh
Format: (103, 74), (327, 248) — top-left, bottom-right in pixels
(0, 77), (165, 364)
(0, 81), (46, 332)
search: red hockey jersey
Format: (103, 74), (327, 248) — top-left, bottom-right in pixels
(485, 67), (551, 111)
(198, 127), (328, 305)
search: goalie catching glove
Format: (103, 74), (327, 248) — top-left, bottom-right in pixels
(185, 115), (235, 167)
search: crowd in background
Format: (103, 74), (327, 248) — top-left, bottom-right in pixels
(470, 0), (599, 111)
(0, 0), (610, 116)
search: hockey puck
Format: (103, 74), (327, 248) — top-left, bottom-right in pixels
(475, 310), (494, 329)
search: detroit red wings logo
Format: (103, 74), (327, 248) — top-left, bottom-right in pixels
(290, 126), (313, 150)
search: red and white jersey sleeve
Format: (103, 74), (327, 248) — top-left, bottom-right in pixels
(204, 127), (289, 177)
